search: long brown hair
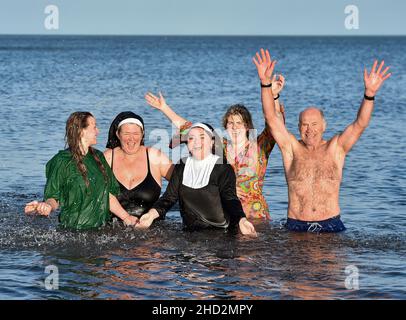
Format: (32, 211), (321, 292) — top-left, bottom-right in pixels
(65, 112), (107, 187)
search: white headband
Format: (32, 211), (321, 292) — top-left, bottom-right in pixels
(117, 118), (144, 130)
(189, 122), (214, 137)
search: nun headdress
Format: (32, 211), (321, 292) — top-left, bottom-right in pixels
(106, 111), (145, 149)
(178, 122), (225, 160)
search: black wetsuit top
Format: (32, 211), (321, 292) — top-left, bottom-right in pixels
(112, 148), (161, 217)
(152, 157), (246, 230)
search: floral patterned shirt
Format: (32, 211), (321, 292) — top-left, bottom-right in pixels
(223, 127), (275, 219)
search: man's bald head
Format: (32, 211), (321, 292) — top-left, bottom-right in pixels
(299, 107), (325, 124)
(298, 107), (327, 146)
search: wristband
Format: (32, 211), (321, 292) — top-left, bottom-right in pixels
(260, 82), (272, 88)
(274, 94), (280, 100)
(364, 94), (375, 101)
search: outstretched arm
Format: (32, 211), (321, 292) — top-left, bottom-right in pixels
(338, 60), (392, 154)
(253, 49), (293, 152)
(145, 92), (189, 129)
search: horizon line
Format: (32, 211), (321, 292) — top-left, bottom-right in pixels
(1, 33), (406, 37)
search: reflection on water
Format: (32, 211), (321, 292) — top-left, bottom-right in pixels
(0, 207), (404, 299)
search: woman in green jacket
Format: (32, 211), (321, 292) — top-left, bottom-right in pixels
(25, 112), (138, 230)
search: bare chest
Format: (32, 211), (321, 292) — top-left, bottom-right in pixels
(288, 151), (341, 182)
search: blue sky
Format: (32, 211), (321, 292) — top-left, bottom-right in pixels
(0, 0), (405, 35)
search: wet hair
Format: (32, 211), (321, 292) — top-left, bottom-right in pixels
(222, 104), (255, 138)
(106, 111), (145, 149)
(65, 112), (107, 187)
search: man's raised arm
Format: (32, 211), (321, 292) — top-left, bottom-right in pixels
(338, 60), (392, 154)
(253, 49), (292, 150)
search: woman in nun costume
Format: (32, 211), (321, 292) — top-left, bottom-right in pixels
(136, 122), (257, 236)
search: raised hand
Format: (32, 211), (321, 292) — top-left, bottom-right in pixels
(364, 60), (392, 97)
(145, 92), (168, 111)
(271, 74), (285, 96)
(252, 48), (277, 84)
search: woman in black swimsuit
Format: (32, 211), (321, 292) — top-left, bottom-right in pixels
(136, 122), (257, 236)
(104, 112), (174, 218)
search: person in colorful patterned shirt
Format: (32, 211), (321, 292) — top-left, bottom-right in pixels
(144, 66), (285, 220)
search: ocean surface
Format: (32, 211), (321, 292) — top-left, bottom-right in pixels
(0, 35), (405, 300)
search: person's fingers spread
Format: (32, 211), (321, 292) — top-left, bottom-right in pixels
(371, 60), (378, 74)
(147, 92), (157, 99)
(256, 52), (262, 64)
(383, 73), (392, 81)
(145, 97), (156, 106)
(377, 60), (384, 74)
(260, 48), (266, 61)
(265, 49), (271, 65)
(381, 66), (390, 76)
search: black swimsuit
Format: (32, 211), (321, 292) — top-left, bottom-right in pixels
(112, 148), (161, 217)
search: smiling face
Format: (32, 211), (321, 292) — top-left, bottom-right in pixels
(226, 114), (248, 144)
(117, 123), (143, 154)
(80, 116), (99, 148)
(298, 108), (326, 147)
(187, 127), (214, 160)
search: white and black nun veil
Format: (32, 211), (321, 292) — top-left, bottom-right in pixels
(182, 122), (222, 189)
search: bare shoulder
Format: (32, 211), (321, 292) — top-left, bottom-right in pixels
(148, 147), (172, 163)
(103, 148), (113, 162)
(148, 146), (162, 158)
(147, 147), (173, 178)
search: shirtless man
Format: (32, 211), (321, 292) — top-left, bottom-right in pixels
(253, 49), (392, 232)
